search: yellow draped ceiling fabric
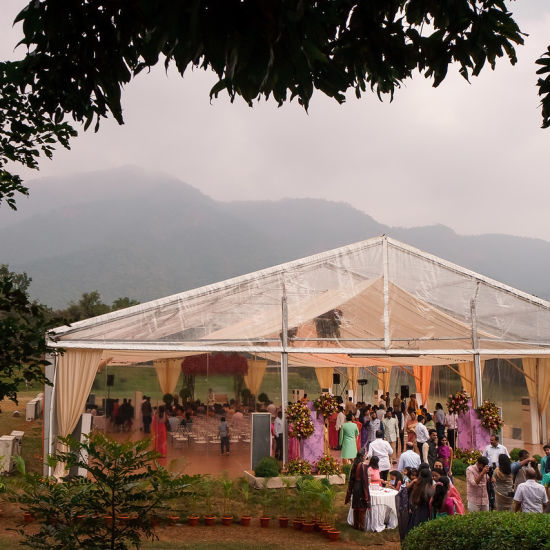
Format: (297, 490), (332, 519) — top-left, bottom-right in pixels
(315, 368), (334, 391)
(153, 358), (182, 396)
(347, 367), (359, 399)
(523, 358), (550, 416)
(378, 368), (391, 395)
(244, 359), (267, 396)
(412, 366), (432, 409)
(457, 361), (485, 404)
(55, 349), (103, 476)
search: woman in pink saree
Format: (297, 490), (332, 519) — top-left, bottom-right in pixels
(152, 405), (167, 457)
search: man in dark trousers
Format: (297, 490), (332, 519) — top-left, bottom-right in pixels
(141, 396), (152, 434)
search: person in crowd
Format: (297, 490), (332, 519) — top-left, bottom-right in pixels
(512, 450), (534, 490)
(437, 435), (453, 477)
(328, 409), (339, 450)
(513, 467), (548, 513)
(540, 444), (550, 487)
(424, 412), (435, 430)
(466, 456), (490, 511)
(273, 411), (283, 460)
(340, 413), (360, 464)
(430, 475), (455, 518)
(336, 406), (346, 450)
(415, 415), (429, 459)
(111, 398), (120, 427)
(368, 455), (383, 487)
(141, 396), (152, 434)
(407, 467), (434, 532)
(383, 409), (400, 455)
(406, 411), (418, 447)
(301, 393), (309, 404)
(152, 405), (167, 457)
(395, 407), (405, 454)
(434, 403), (446, 441)
(367, 429), (394, 481)
(219, 416), (230, 456)
(387, 470), (403, 491)
(376, 404), (385, 421)
(231, 408), (244, 429)
(483, 435), (510, 468)
(167, 410), (180, 432)
(398, 442), (421, 472)
(367, 410), (381, 449)
(345, 450), (371, 530)
(431, 467), (465, 514)
(444, 409), (458, 449)
(404, 467), (418, 489)
(492, 453), (514, 511)
(359, 407), (370, 449)
(393, 393), (402, 412)
(425, 429), (438, 468)
(407, 395), (419, 415)
(353, 413), (363, 451)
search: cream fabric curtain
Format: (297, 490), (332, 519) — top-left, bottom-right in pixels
(245, 359), (267, 395)
(412, 366), (432, 409)
(347, 367), (359, 398)
(457, 361), (485, 404)
(154, 358), (182, 395)
(315, 368), (334, 390)
(523, 358), (550, 416)
(55, 349), (102, 476)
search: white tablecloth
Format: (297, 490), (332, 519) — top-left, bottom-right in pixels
(347, 488), (398, 532)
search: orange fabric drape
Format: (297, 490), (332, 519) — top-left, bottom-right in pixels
(378, 368), (391, 395)
(523, 358), (550, 416)
(315, 368), (334, 391)
(412, 366), (432, 409)
(347, 367), (359, 398)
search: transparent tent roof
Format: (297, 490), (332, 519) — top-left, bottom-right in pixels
(47, 236), (550, 366)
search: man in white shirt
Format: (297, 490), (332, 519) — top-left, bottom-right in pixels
(415, 415), (429, 460)
(483, 435), (510, 468)
(444, 411), (458, 449)
(382, 410), (399, 455)
(273, 411), (284, 460)
(513, 468), (548, 513)
(335, 406), (345, 448)
(397, 442), (421, 472)
(367, 429), (394, 481)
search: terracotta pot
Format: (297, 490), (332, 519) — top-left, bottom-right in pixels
(240, 515), (251, 526)
(167, 515), (180, 525)
(314, 521), (322, 532)
(104, 515), (113, 527)
(327, 529), (340, 542)
(221, 516), (233, 526)
(321, 525), (331, 537)
(204, 515), (216, 526)
(278, 517), (289, 528)
(293, 518), (303, 530)
(188, 515), (199, 526)
(259, 517), (270, 528)
(150, 515), (160, 527)
(302, 521), (315, 533)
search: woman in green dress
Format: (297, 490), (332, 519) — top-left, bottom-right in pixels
(340, 413), (360, 464)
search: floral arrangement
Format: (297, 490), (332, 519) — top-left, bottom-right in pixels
(447, 390), (470, 415)
(454, 448), (482, 465)
(313, 394), (339, 418)
(285, 458), (312, 476)
(286, 402), (314, 440)
(476, 400), (503, 432)
(316, 454), (342, 476)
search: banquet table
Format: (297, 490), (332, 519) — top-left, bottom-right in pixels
(347, 487), (398, 532)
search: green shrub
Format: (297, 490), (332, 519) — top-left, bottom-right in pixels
(255, 456), (281, 477)
(533, 454), (542, 463)
(452, 458), (467, 477)
(342, 463), (352, 482)
(510, 447), (522, 461)
(402, 512), (550, 550)
(258, 392), (269, 403)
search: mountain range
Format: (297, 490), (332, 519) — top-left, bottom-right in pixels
(1, 166), (550, 308)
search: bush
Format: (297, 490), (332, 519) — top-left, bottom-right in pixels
(285, 459), (312, 476)
(342, 463), (352, 482)
(255, 456), (281, 477)
(258, 392), (269, 403)
(452, 458), (467, 477)
(454, 448), (481, 465)
(510, 447), (522, 461)
(402, 512), (550, 550)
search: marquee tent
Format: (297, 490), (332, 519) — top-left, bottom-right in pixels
(44, 236), (550, 469)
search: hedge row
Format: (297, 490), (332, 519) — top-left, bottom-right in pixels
(402, 512), (550, 550)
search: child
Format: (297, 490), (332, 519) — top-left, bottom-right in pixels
(386, 470), (403, 491)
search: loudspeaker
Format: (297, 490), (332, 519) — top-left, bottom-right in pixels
(358, 379), (368, 386)
(332, 373), (341, 385)
(107, 374), (115, 387)
(400, 385), (410, 399)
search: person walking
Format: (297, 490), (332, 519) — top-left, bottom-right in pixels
(383, 409), (399, 456)
(340, 413), (360, 464)
(273, 411), (283, 460)
(219, 416), (230, 455)
(415, 415), (429, 459)
(444, 410), (458, 449)
(141, 396), (152, 434)
(434, 403), (446, 441)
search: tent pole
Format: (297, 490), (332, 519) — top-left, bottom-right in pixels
(382, 235), (390, 349)
(281, 287), (289, 465)
(470, 292), (483, 408)
(45, 352), (58, 477)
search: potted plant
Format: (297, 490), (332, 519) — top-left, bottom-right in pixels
(259, 479), (271, 527)
(278, 477), (291, 528)
(238, 479), (252, 526)
(220, 478), (234, 526)
(186, 477), (201, 526)
(201, 478), (216, 526)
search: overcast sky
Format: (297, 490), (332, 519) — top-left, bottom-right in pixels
(2, 1), (550, 240)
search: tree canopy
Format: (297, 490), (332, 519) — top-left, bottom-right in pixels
(0, 0), (548, 210)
